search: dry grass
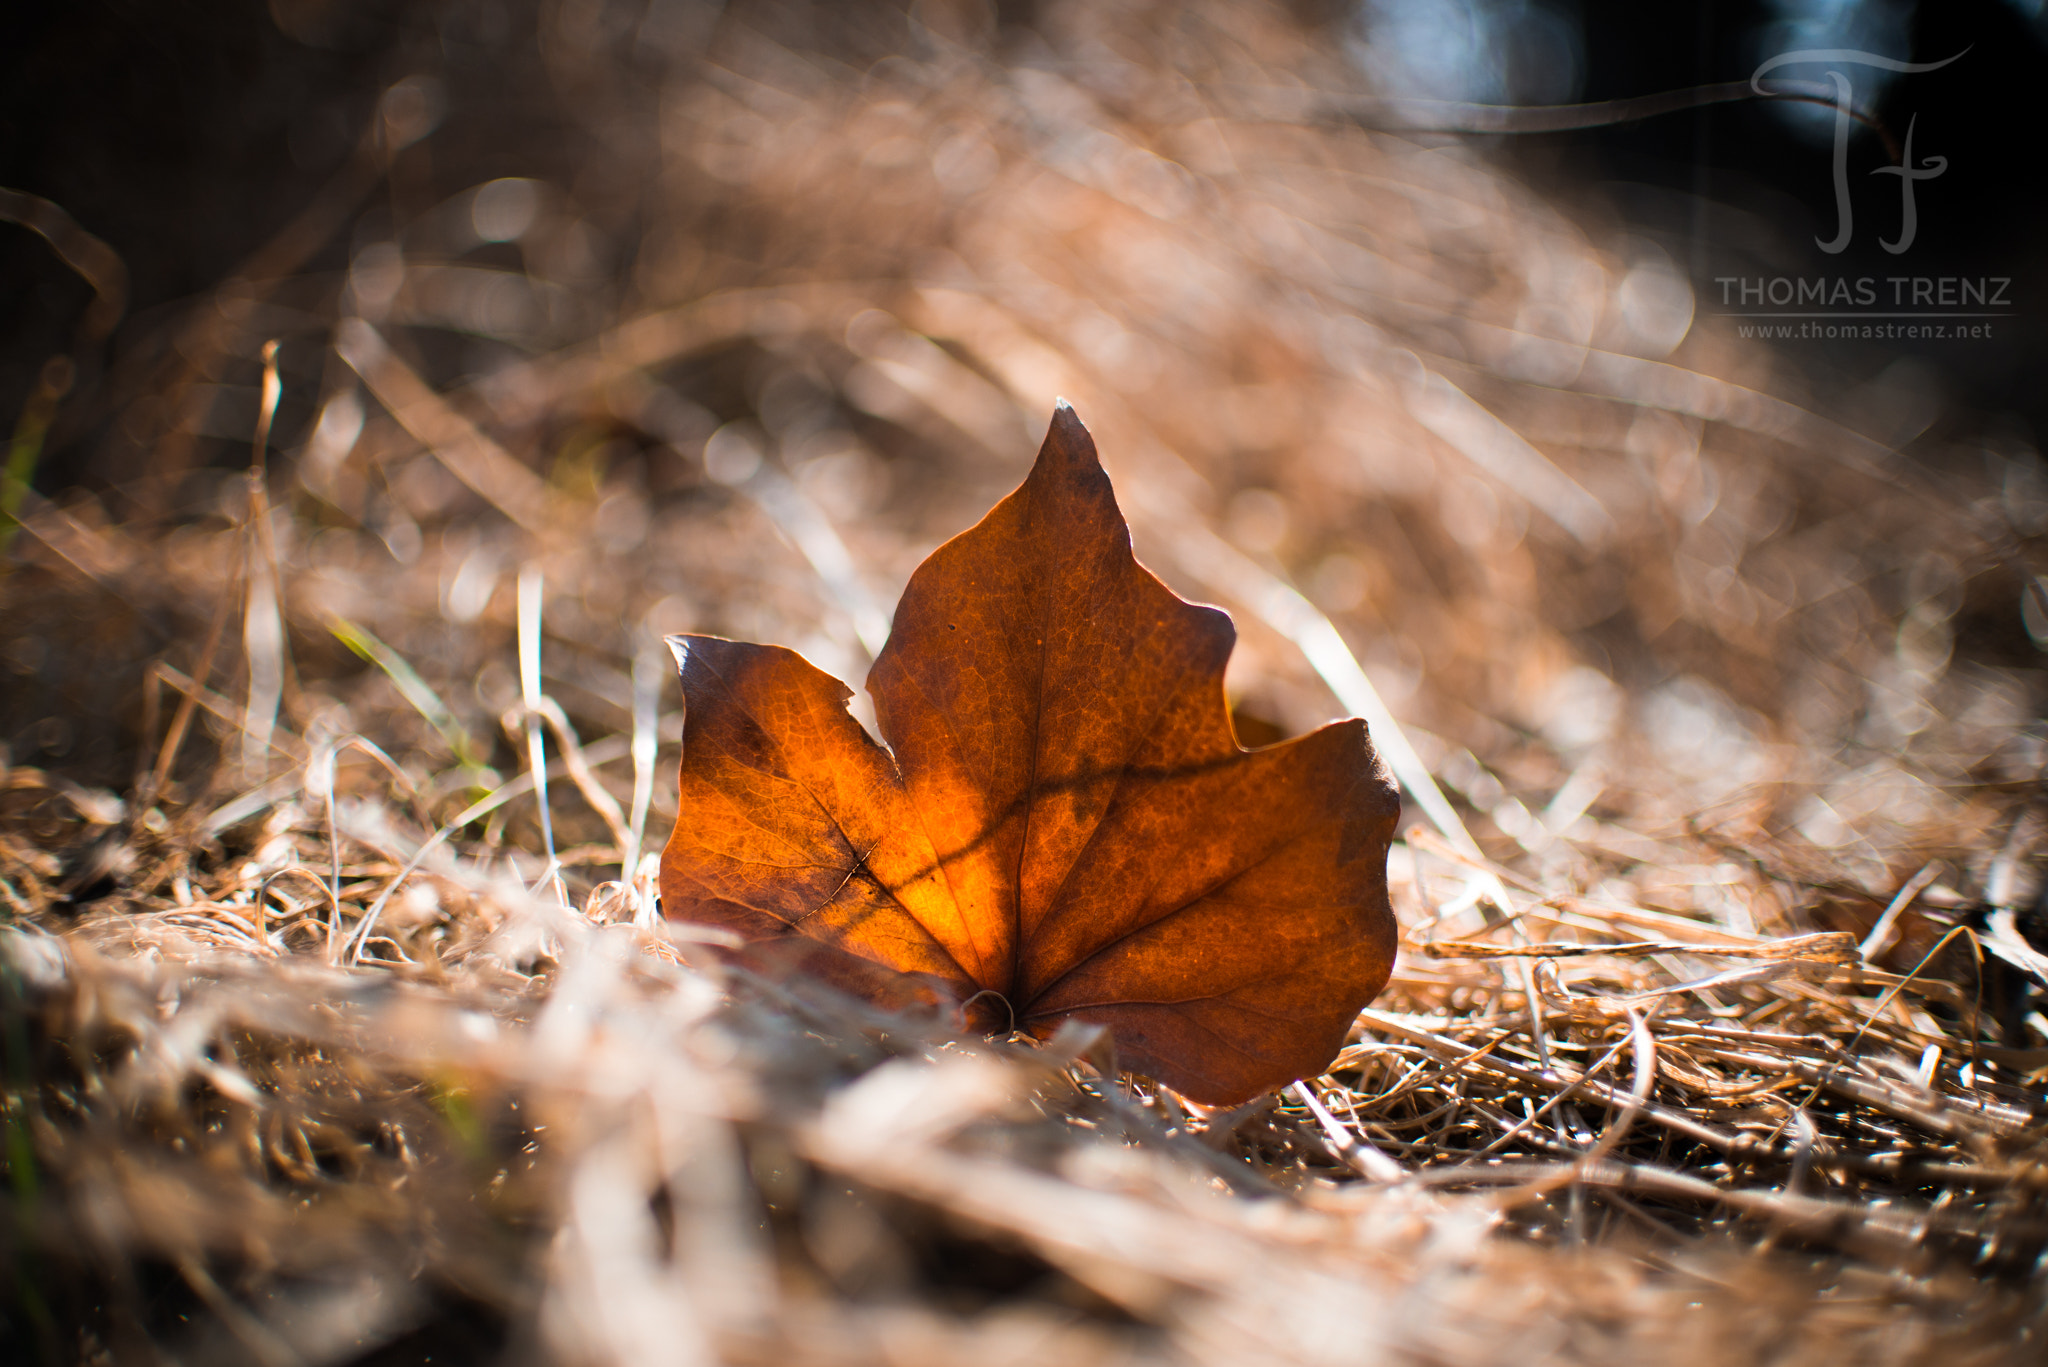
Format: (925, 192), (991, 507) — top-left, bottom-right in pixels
(4, 2), (2047, 1362)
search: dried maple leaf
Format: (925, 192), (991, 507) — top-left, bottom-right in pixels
(660, 404), (1399, 1104)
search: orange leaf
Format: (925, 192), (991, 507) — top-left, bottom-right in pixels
(660, 404), (1399, 1104)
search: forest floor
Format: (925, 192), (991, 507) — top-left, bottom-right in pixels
(3, 3), (2046, 1363)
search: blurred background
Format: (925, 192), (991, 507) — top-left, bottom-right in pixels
(6, 0), (2048, 925)
(10, 0), (2048, 454)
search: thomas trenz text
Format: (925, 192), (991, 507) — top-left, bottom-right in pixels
(1713, 276), (2012, 309)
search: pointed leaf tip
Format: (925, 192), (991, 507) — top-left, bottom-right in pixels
(1046, 399), (1092, 448)
(1036, 401), (1102, 481)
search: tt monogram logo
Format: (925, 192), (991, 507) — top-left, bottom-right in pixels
(1751, 47), (1968, 255)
